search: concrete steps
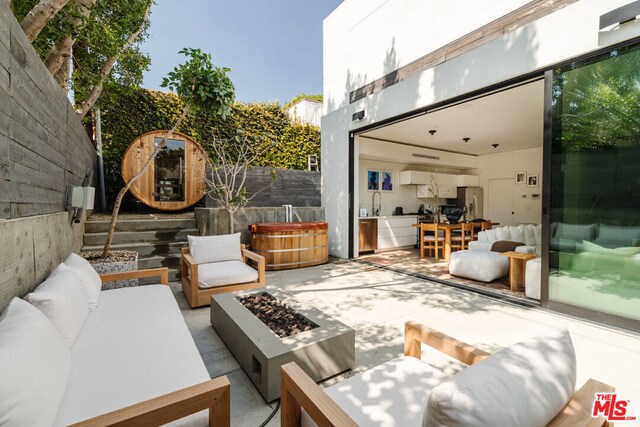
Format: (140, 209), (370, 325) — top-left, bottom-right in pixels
(83, 218), (197, 282)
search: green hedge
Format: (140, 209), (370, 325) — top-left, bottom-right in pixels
(97, 84), (320, 209)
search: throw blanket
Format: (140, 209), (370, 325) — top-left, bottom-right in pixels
(491, 240), (524, 253)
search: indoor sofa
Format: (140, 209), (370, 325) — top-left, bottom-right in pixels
(468, 223), (542, 255)
(0, 254), (229, 427)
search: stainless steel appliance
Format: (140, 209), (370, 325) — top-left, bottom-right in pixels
(456, 187), (483, 220)
(359, 218), (378, 254)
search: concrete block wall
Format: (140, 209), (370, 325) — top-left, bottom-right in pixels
(195, 207), (325, 244)
(0, 2), (96, 311)
(205, 167), (321, 208)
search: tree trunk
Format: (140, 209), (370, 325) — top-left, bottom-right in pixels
(228, 210), (235, 234)
(20, 0), (71, 42)
(75, 1), (151, 118)
(44, 0), (96, 80)
(101, 103), (191, 258)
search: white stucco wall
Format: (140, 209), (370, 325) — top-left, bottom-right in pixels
(288, 100), (322, 127)
(322, 0), (640, 258)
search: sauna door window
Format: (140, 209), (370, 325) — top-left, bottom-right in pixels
(154, 137), (185, 202)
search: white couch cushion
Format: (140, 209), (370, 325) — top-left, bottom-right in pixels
(188, 233), (242, 264)
(449, 250), (509, 283)
(495, 227), (511, 241)
(303, 356), (448, 427)
(54, 285), (210, 426)
(423, 329), (576, 427)
(0, 298), (71, 427)
(508, 225), (525, 244)
(25, 264), (89, 346)
(580, 240), (640, 256)
(477, 231), (488, 242)
(198, 260), (259, 289)
(64, 252), (102, 310)
(555, 222), (597, 241)
(484, 228), (497, 242)
(523, 224), (537, 246)
(597, 224), (640, 243)
(467, 240), (492, 251)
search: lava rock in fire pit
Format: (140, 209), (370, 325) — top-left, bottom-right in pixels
(237, 292), (318, 338)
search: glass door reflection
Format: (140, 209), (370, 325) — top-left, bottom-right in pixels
(154, 137), (185, 202)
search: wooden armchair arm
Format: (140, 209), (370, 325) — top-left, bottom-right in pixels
(99, 268), (169, 285)
(404, 321), (489, 365)
(548, 378), (615, 427)
(70, 376), (230, 427)
(281, 362), (357, 427)
(242, 247), (265, 271)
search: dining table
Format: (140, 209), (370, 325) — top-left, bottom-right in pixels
(412, 221), (493, 262)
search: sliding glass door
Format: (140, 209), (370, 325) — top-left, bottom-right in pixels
(548, 43), (640, 323)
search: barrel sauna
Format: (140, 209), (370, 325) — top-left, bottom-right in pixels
(121, 130), (206, 211)
(249, 222), (329, 270)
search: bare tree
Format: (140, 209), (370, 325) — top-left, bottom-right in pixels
(75, 1), (150, 118)
(20, 0), (71, 42)
(204, 134), (275, 234)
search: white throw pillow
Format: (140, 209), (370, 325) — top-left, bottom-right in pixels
(64, 252), (102, 311)
(25, 264), (89, 347)
(495, 226), (511, 241)
(581, 240), (640, 256)
(0, 298), (71, 427)
(509, 225), (525, 244)
(477, 231), (487, 242)
(523, 224), (536, 246)
(188, 233), (243, 264)
(484, 228), (497, 242)
(423, 329), (576, 427)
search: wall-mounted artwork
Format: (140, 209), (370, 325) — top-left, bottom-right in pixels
(527, 174), (539, 187)
(367, 170), (380, 190)
(515, 171), (526, 184)
(381, 171), (394, 191)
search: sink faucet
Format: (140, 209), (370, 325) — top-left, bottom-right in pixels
(372, 191), (381, 216)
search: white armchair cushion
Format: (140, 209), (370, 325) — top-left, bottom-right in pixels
(449, 250), (509, 282)
(188, 233), (243, 264)
(303, 357), (449, 427)
(198, 260), (259, 289)
(63, 252), (102, 310)
(25, 264), (89, 346)
(423, 329), (576, 427)
(0, 298), (70, 427)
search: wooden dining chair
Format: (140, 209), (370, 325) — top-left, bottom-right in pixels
(451, 222), (474, 251)
(420, 223), (445, 260)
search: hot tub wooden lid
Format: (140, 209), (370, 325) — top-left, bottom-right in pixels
(249, 222), (328, 233)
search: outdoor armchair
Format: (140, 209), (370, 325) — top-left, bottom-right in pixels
(182, 233), (265, 308)
(281, 321), (614, 427)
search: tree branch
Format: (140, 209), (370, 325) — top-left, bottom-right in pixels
(76, 1), (151, 118)
(21, 0), (71, 42)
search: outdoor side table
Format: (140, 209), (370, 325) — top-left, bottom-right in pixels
(500, 251), (537, 292)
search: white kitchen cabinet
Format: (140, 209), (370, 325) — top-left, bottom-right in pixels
(457, 174), (479, 187)
(399, 170), (429, 185)
(377, 216), (417, 250)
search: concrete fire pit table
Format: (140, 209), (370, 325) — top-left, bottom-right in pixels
(210, 288), (355, 402)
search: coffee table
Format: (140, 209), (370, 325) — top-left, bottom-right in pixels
(500, 251), (537, 291)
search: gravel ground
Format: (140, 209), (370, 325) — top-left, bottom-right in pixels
(80, 250), (137, 263)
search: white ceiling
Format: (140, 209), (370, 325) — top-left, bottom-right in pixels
(360, 79), (544, 156)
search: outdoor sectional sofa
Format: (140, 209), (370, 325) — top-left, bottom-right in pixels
(281, 321), (614, 427)
(0, 254), (229, 426)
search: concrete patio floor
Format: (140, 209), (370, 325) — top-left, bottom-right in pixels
(171, 259), (640, 426)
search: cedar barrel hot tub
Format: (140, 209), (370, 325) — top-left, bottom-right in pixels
(249, 222), (329, 270)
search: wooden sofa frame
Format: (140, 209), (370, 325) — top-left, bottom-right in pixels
(281, 321), (615, 427)
(68, 268), (231, 427)
(181, 244), (266, 308)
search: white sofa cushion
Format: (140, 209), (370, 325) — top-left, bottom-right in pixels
(25, 264), (89, 346)
(467, 240), (492, 251)
(554, 222), (597, 241)
(484, 228), (497, 241)
(54, 285), (210, 426)
(495, 227), (511, 241)
(508, 226), (525, 244)
(0, 298), (71, 427)
(449, 250), (509, 283)
(423, 329), (576, 427)
(523, 224), (537, 246)
(198, 260), (259, 289)
(579, 240), (640, 256)
(597, 224), (640, 243)
(303, 356), (449, 427)
(64, 252), (102, 310)
(188, 233), (243, 264)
